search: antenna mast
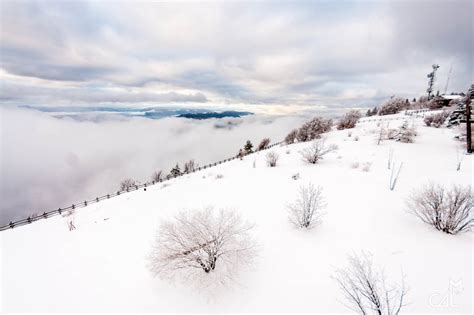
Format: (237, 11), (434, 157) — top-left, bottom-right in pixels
(444, 63), (453, 95)
(426, 64), (440, 99)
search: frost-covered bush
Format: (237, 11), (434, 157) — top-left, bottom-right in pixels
(378, 98), (409, 116)
(300, 139), (338, 164)
(148, 208), (256, 284)
(424, 112), (450, 128)
(265, 151), (279, 167)
(285, 129), (298, 144)
(334, 252), (407, 315)
(407, 183), (473, 234)
(184, 159), (197, 173)
(386, 122), (417, 143)
(337, 110), (361, 130)
(287, 183), (326, 229)
(257, 138), (271, 151)
(151, 170), (163, 182)
(120, 178), (136, 191)
(297, 117), (333, 142)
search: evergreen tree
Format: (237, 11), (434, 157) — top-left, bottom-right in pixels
(244, 140), (253, 154)
(170, 163), (181, 177)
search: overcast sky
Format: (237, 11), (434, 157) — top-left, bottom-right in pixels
(1, 0), (472, 112)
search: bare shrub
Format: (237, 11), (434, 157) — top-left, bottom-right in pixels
(285, 129), (298, 144)
(407, 183), (473, 234)
(151, 170), (163, 182)
(297, 117), (332, 142)
(378, 98), (409, 116)
(354, 135), (359, 141)
(215, 174), (224, 179)
(265, 151), (279, 167)
(334, 252), (407, 315)
(337, 110), (362, 130)
(184, 159), (197, 173)
(300, 139), (338, 164)
(361, 162), (372, 172)
(287, 183), (326, 229)
(120, 178), (136, 191)
(148, 208), (256, 285)
(424, 111), (449, 128)
(257, 138), (271, 151)
(386, 122), (417, 143)
(292, 173), (300, 180)
(351, 161), (360, 169)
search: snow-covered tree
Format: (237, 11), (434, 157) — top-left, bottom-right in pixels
(287, 183), (326, 229)
(334, 252), (407, 315)
(337, 110), (362, 130)
(148, 207), (257, 284)
(300, 139), (338, 164)
(265, 151), (279, 167)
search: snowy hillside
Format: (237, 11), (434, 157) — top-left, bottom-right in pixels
(1, 114), (472, 313)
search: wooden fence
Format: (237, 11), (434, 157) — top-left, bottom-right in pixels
(0, 141), (283, 232)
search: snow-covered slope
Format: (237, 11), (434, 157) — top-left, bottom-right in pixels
(1, 114), (472, 313)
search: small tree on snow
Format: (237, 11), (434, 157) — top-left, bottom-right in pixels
(406, 183), (473, 234)
(300, 139), (338, 164)
(244, 140), (254, 154)
(287, 183), (326, 229)
(170, 163), (181, 177)
(334, 252), (407, 315)
(265, 151), (279, 167)
(148, 208), (256, 285)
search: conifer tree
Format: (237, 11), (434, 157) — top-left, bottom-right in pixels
(244, 140), (253, 154)
(170, 163), (181, 177)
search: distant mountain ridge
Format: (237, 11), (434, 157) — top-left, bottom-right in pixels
(177, 111), (253, 119)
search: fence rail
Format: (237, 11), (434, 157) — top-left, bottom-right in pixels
(0, 141), (283, 232)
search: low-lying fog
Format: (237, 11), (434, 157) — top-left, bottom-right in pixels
(0, 107), (326, 225)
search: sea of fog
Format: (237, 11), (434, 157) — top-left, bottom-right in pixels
(1, 106), (345, 225)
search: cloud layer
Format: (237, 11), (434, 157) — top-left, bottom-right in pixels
(0, 107), (308, 225)
(1, 0), (472, 110)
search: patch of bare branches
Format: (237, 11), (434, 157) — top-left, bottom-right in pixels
(424, 111), (450, 128)
(300, 139), (338, 164)
(337, 110), (362, 130)
(386, 122), (417, 143)
(285, 129), (298, 144)
(297, 117), (333, 142)
(378, 98), (409, 116)
(120, 178), (136, 191)
(407, 183), (473, 234)
(151, 170), (163, 182)
(148, 207), (257, 286)
(265, 151), (279, 167)
(257, 138), (271, 151)
(334, 252), (407, 315)
(287, 183), (326, 229)
(184, 159), (197, 173)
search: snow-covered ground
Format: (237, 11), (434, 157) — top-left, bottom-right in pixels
(1, 114), (472, 313)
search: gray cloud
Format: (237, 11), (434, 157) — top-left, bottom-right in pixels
(1, 0), (472, 109)
(0, 107), (308, 225)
